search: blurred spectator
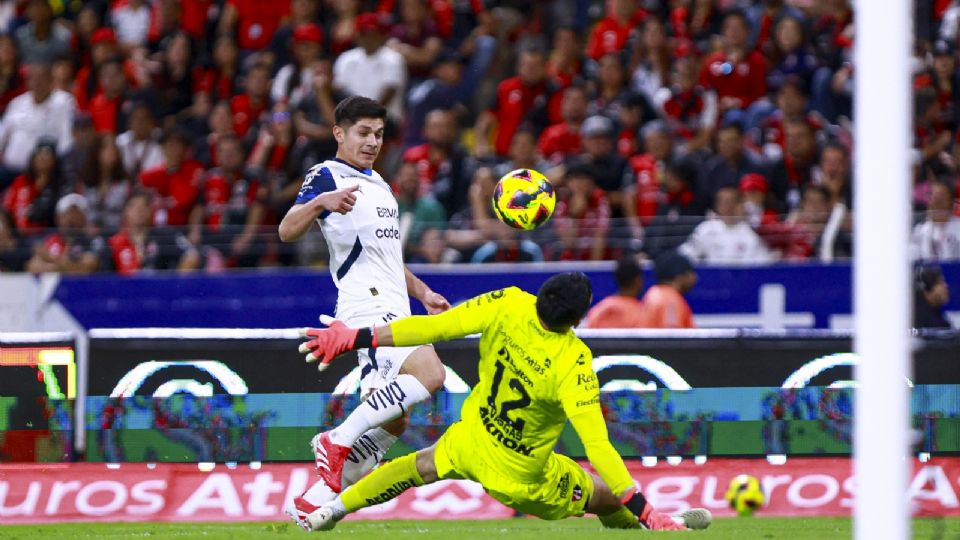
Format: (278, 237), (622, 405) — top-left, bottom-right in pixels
(586, 0), (646, 61)
(912, 181), (960, 261)
(615, 93), (649, 158)
(669, 0), (721, 51)
(408, 226), (458, 264)
(740, 173), (778, 229)
(699, 122), (764, 204)
(25, 193), (100, 274)
(538, 85), (588, 164)
(388, 0), (443, 82)
(0, 64), (74, 186)
(404, 49), (468, 148)
(395, 161), (446, 251)
(589, 52), (632, 121)
(218, 0), (291, 54)
(679, 186), (774, 264)
(193, 100), (235, 168)
(73, 28), (137, 111)
(699, 10), (769, 128)
(654, 55), (717, 154)
(640, 251), (697, 329)
(15, 0), (70, 65)
(271, 24), (324, 108)
(326, 0), (361, 56)
(79, 135), (131, 232)
(402, 108), (469, 216)
(474, 47), (546, 158)
(623, 120), (677, 229)
(231, 63), (272, 137)
(914, 40), (959, 135)
(0, 35), (25, 113)
(582, 255), (646, 329)
(769, 119), (819, 211)
(629, 17), (670, 104)
(2, 141), (67, 233)
(88, 58), (131, 134)
(547, 26), (583, 93)
(494, 128), (550, 179)
(641, 159), (706, 259)
(139, 128), (203, 228)
(814, 141), (852, 209)
(565, 115), (627, 208)
(292, 58), (342, 160)
(189, 134), (268, 267)
(754, 80), (824, 161)
(780, 184), (851, 262)
(446, 166), (499, 257)
(914, 265), (953, 329)
(271, 0), (322, 69)
(152, 32), (197, 120)
(61, 112), (97, 192)
(766, 16), (819, 92)
(0, 208), (28, 271)
(116, 102), (164, 179)
(333, 13), (406, 125)
(748, 0), (806, 57)
(106, 190), (201, 275)
(110, 0), (152, 50)
(197, 35), (241, 104)
(470, 221), (544, 263)
(550, 165), (611, 261)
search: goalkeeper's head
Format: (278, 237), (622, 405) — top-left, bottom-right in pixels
(536, 272), (593, 332)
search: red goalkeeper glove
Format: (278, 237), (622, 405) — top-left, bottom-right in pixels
(298, 315), (376, 371)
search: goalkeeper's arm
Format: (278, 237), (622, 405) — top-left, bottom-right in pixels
(568, 408), (636, 498)
(300, 288), (511, 366)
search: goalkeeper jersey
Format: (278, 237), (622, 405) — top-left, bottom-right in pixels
(388, 286), (634, 495)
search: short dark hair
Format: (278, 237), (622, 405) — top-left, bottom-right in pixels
(334, 96), (387, 128)
(536, 272), (593, 331)
(916, 264), (944, 292)
(614, 256), (643, 290)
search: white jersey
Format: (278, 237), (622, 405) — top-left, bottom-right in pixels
(296, 158), (409, 323)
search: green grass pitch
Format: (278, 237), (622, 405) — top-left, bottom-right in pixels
(1, 518), (959, 540)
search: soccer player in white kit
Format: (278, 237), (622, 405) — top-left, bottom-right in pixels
(278, 96), (451, 525)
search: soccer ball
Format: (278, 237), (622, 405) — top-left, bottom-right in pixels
(725, 474), (764, 516)
(491, 168), (556, 231)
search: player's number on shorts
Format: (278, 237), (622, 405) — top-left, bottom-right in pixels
(488, 352), (531, 432)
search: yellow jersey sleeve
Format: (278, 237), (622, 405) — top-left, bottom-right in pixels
(558, 350), (635, 497)
(389, 287), (519, 347)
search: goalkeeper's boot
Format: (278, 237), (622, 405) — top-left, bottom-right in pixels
(640, 507), (689, 531)
(312, 432), (352, 493)
(285, 479), (337, 531)
(676, 508), (712, 530)
(305, 505), (338, 532)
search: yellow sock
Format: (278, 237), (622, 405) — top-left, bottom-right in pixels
(341, 452), (424, 512)
(598, 506), (641, 529)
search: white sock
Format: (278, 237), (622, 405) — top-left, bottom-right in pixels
(341, 427), (399, 487)
(327, 497), (349, 520)
(328, 374), (430, 447)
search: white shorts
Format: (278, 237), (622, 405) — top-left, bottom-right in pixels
(342, 308), (426, 399)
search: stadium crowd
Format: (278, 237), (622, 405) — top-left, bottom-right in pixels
(0, 0), (956, 273)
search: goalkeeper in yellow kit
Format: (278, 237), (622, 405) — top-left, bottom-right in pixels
(297, 272), (711, 532)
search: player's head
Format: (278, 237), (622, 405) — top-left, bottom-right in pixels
(536, 272), (593, 332)
(614, 256), (644, 297)
(333, 96), (387, 170)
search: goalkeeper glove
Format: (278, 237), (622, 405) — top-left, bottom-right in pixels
(298, 315), (377, 371)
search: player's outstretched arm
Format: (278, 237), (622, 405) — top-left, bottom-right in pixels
(404, 266), (450, 314)
(278, 185), (359, 242)
(299, 289), (510, 370)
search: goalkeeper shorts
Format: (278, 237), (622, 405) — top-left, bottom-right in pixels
(433, 421), (595, 520)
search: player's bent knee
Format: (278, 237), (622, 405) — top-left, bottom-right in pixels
(401, 347), (446, 394)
